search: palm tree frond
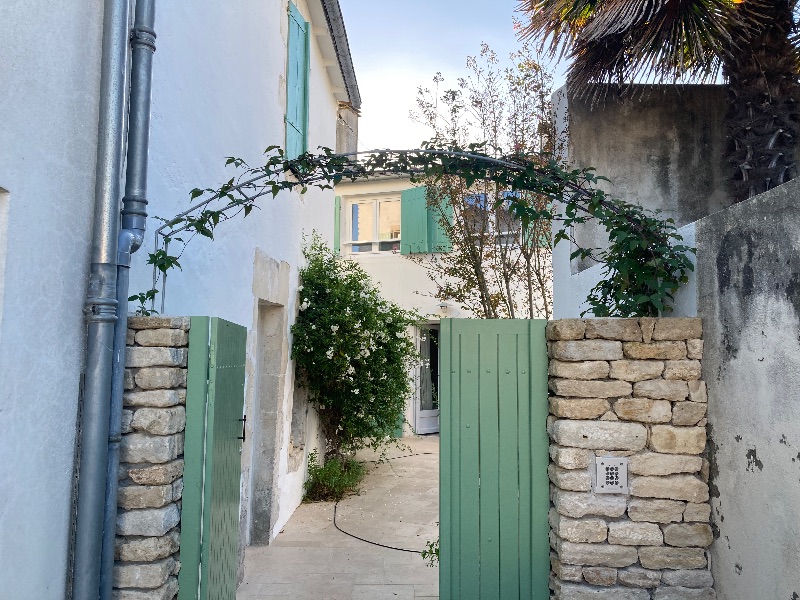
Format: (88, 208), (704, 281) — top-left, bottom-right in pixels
(520, 0), (753, 90)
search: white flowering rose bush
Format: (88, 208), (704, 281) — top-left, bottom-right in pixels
(291, 235), (420, 458)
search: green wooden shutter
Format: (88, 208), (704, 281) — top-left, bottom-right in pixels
(334, 195), (341, 255)
(401, 186), (429, 255)
(428, 197), (453, 253)
(286, 2), (309, 159)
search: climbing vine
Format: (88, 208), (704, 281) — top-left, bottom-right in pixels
(137, 142), (694, 317)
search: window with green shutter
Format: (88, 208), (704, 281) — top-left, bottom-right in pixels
(401, 186), (453, 254)
(428, 197), (452, 253)
(400, 187), (429, 255)
(286, 2), (309, 159)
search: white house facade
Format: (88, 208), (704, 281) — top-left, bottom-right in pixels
(0, 1), (359, 597)
(334, 177), (474, 436)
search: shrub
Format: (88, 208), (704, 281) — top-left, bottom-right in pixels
(291, 233), (420, 458)
(303, 450), (366, 502)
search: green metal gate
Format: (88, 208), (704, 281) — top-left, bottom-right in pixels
(179, 317), (247, 600)
(439, 319), (550, 599)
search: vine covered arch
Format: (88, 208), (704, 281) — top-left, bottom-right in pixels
(139, 143), (694, 317)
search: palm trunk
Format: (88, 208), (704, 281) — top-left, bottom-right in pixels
(724, 0), (800, 201)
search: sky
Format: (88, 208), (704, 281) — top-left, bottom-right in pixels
(338, 0), (566, 152)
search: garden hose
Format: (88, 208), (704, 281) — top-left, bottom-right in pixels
(332, 451), (437, 554)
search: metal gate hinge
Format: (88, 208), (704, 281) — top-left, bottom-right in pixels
(238, 415), (247, 442)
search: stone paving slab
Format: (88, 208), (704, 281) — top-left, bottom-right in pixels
(237, 436), (440, 600)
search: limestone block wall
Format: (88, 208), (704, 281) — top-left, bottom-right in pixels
(547, 318), (714, 600)
(114, 316), (190, 600)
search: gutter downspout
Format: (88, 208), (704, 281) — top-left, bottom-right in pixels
(72, 0), (131, 598)
(99, 1), (157, 598)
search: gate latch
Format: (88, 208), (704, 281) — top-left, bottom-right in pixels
(238, 415), (247, 442)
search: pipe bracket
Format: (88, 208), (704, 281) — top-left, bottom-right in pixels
(83, 297), (118, 323)
(131, 26), (156, 52)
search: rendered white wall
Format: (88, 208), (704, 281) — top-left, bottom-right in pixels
(335, 179), (471, 320)
(0, 2), (104, 598)
(0, 1), (348, 594)
(335, 178), (473, 436)
(125, 0), (340, 544)
(0, 188), (9, 344)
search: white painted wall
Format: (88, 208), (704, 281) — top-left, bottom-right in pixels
(125, 0), (344, 542)
(335, 178), (473, 435)
(0, 2), (104, 597)
(335, 178), (471, 320)
(0, 0), (351, 592)
(0, 188), (10, 345)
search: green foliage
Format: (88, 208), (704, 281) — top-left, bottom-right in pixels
(559, 194), (696, 317)
(421, 537), (440, 567)
(302, 450), (366, 502)
(291, 234), (420, 457)
(147, 249), (181, 274)
(128, 290), (159, 316)
(135, 139), (695, 318)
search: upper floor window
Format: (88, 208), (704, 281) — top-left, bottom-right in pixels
(286, 2), (309, 159)
(462, 190), (527, 247)
(347, 198), (401, 253)
(335, 186), (451, 256)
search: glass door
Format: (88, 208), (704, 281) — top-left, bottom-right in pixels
(415, 326), (440, 434)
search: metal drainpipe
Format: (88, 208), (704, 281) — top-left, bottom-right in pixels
(99, 1), (157, 598)
(72, 0), (131, 598)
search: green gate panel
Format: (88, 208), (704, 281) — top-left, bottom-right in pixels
(439, 319), (549, 600)
(179, 317), (247, 600)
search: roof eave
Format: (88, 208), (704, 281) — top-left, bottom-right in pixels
(313, 0), (361, 110)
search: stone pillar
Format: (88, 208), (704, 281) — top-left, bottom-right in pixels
(547, 318), (714, 600)
(114, 316), (190, 600)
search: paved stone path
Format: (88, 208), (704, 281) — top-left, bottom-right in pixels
(237, 436), (440, 600)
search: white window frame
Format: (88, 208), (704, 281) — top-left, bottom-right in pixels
(344, 196), (401, 254)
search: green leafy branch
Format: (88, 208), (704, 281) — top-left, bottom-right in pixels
(137, 141), (694, 317)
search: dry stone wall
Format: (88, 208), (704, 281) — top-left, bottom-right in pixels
(547, 318), (714, 600)
(114, 316), (189, 600)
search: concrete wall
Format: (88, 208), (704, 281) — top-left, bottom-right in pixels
(0, 0), (351, 594)
(552, 84), (800, 598)
(692, 180), (800, 600)
(0, 2), (104, 598)
(554, 85), (734, 274)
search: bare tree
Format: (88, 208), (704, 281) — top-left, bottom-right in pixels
(410, 40), (557, 319)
